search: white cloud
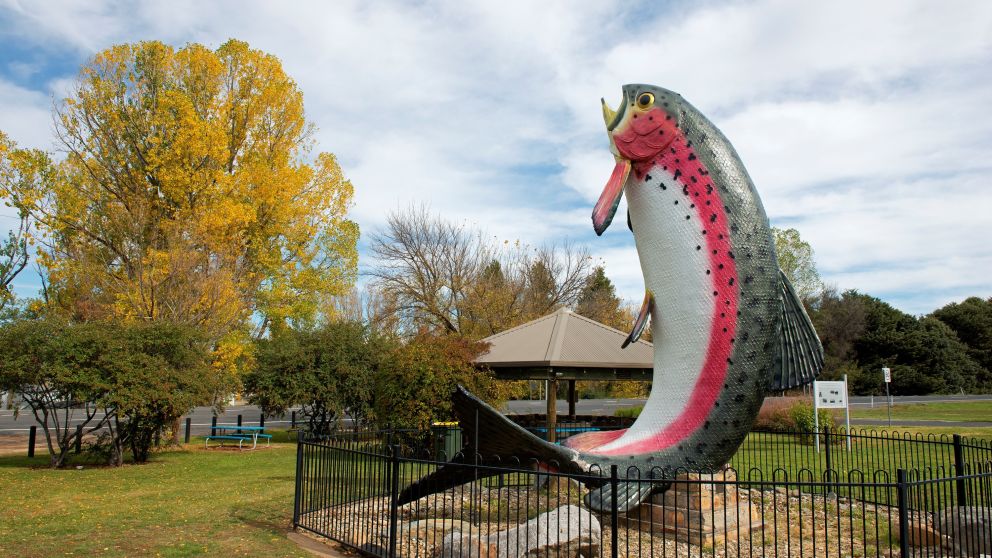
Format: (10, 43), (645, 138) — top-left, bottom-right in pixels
(0, 0), (990, 316)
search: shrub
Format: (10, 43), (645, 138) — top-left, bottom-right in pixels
(613, 406), (643, 419)
(753, 396), (836, 445)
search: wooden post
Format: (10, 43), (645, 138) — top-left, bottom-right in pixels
(567, 379), (577, 419)
(546, 377), (557, 443)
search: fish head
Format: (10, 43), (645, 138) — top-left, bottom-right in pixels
(593, 84), (683, 235)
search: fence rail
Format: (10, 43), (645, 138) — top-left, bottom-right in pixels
(294, 427), (992, 557)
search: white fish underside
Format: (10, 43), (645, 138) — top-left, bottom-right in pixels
(597, 169), (716, 453)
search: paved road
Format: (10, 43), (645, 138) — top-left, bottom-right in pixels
(2, 394), (990, 435)
(0, 404), (302, 436)
(501, 393), (992, 416)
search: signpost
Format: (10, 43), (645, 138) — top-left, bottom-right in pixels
(814, 377), (852, 452)
(882, 367), (892, 427)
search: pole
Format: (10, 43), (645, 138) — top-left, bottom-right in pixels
(953, 434), (968, 507)
(813, 381), (820, 454)
(843, 374), (851, 452)
(896, 469), (910, 556)
(184, 418), (192, 444)
(28, 425), (36, 458)
(291, 410), (297, 429)
(388, 445), (401, 558)
(546, 377), (558, 443)
(567, 379), (577, 419)
(610, 464), (619, 558)
(885, 382), (891, 427)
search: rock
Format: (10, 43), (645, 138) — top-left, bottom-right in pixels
(402, 519), (478, 544)
(937, 506), (991, 556)
(437, 504), (601, 558)
(891, 517), (949, 549)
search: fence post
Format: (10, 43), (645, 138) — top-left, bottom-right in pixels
(211, 415), (217, 433)
(75, 425), (83, 454)
(293, 429), (305, 529)
(610, 464), (619, 558)
(896, 469), (910, 556)
(953, 434), (968, 506)
(291, 410), (296, 429)
(823, 427), (834, 494)
(28, 425), (36, 457)
(184, 418), (192, 444)
(259, 414), (265, 428)
(388, 444), (401, 558)
(237, 414), (243, 428)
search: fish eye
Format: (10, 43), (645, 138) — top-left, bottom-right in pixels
(636, 92), (654, 109)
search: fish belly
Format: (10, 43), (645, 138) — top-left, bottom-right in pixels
(597, 168), (720, 453)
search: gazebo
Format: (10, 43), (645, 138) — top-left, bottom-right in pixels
(474, 307), (653, 441)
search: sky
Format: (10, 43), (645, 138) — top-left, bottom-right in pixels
(1, 0), (991, 316)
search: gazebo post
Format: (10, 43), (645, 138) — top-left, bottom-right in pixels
(567, 379), (577, 419)
(546, 377), (557, 443)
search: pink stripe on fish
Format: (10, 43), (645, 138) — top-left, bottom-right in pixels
(594, 132), (739, 456)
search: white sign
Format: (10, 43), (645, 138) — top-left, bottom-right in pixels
(882, 367), (891, 383)
(814, 380), (848, 409)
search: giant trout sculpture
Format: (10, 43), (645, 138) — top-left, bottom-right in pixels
(399, 85), (823, 512)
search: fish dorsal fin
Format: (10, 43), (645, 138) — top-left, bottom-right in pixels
(769, 270), (824, 390)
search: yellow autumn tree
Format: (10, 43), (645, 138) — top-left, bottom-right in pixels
(8, 40), (358, 350)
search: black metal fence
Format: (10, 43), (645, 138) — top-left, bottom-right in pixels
(294, 427), (992, 557)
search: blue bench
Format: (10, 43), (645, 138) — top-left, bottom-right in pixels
(205, 426), (272, 450)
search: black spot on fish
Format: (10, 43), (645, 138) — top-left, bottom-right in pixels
(734, 394), (745, 403)
(709, 213), (717, 223)
(706, 270), (711, 275)
(645, 174), (652, 180)
(718, 234), (724, 239)
(688, 153), (696, 161)
(670, 148), (676, 154)
(706, 200), (711, 205)
(728, 251), (735, 259)
(674, 200), (678, 205)
(666, 115), (671, 120)
(702, 230), (707, 235)
(712, 249), (717, 254)
(663, 165), (668, 170)
(718, 264), (724, 269)
(727, 358), (734, 365)
(685, 215), (691, 220)
(660, 184), (667, 190)
(690, 203), (695, 208)
(691, 176), (698, 183)
(713, 291), (718, 296)
(744, 276), (753, 284)
(699, 168), (709, 176)
(728, 278), (735, 286)
(682, 185), (689, 195)
(696, 245), (700, 250)
(723, 327), (727, 332)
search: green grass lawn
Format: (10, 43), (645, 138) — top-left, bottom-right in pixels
(0, 441), (309, 558)
(850, 400), (992, 422)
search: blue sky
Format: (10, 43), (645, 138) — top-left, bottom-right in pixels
(1, 0), (991, 315)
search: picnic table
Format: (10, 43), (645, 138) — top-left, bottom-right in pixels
(204, 425), (272, 450)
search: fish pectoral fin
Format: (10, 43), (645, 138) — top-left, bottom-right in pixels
(622, 290), (654, 349)
(584, 480), (657, 513)
(769, 270), (824, 390)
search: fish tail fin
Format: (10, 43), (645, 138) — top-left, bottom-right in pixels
(397, 386), (574, 505)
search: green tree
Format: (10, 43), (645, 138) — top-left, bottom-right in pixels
(245, 320), (392, 433)
(0, 318), (213, 466)
(932, 297), (992, 374)
(574, 266), (627, 331)
(844, 292), (986, 395)
(374, 333), (497, 430)
(810, 287), (867, 380)
(772, 227), (822, 303)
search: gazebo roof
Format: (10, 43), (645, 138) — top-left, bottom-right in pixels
(474, 307), (653, 380)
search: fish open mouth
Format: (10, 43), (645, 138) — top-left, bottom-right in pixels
(603, 90), (626, 131)
(591, 91), (631, 236)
